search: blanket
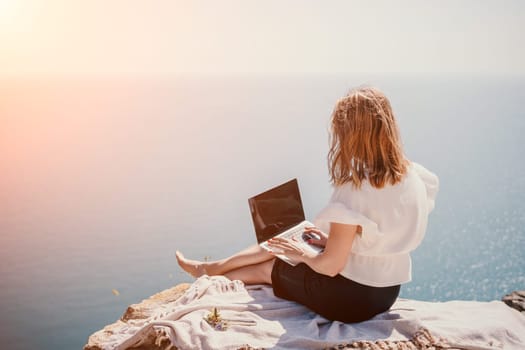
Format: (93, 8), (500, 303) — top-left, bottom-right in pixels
(101, 276), (525, 350)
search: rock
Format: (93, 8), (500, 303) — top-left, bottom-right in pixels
(84, 283), (191, 350)
(502, 290), (525, 313)
(85, 287), (525, 349)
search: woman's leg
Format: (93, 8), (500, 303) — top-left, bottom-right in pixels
(224, 259), (275, 285)
(176, 244), (275, 278)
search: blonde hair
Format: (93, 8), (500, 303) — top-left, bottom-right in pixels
(328, 86), (408, 189)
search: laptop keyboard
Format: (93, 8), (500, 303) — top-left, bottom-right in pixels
(279, 223), (307, 240)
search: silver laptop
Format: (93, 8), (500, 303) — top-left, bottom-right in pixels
(248, 178), (323, 266)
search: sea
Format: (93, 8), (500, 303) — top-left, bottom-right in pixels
(1, 74), (524, 349)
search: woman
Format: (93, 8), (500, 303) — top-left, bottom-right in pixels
(176, 86), (439, 323)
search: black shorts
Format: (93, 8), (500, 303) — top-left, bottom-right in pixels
(271, 259), (400, 323)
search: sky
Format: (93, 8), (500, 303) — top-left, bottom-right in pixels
(0, 0), (524, 76)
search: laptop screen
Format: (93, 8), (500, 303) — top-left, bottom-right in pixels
(248, 179), (306, 244)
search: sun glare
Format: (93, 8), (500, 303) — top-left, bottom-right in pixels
(0, 0), (23, 29)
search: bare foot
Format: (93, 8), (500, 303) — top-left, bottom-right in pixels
(175, 251), (207, 278)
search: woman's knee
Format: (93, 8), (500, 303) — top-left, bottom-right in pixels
(260, 258), (276, 284)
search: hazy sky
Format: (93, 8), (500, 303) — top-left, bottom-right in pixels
(1, 0), (524, 76)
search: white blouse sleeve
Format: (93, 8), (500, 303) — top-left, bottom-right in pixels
(412, 162), (439, 213)
(314, 201), (385, 255)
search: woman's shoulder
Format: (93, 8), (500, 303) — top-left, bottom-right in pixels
(330, 161), (438, 196)
(408, 161), (439, 187)
(407, 161), (439, 210)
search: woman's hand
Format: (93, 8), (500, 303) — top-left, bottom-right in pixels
(304, 226), (328, 248)
(267, 237), (315, 264)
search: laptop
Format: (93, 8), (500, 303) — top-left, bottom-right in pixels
(248, 178), (323, 266)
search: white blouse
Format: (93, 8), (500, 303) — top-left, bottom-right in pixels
(314, 162), (439, 287)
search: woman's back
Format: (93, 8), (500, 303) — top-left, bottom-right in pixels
(314, 161), (439, 287)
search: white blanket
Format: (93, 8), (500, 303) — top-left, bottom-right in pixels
(103, 276), (525, 350)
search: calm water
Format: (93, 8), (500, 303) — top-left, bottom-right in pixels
(1, 75), (524, 349)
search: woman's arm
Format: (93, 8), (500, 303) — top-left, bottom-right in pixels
(268, 222), (358, 277)
(302, 222), (358, 276)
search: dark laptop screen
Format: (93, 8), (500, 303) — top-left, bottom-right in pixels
(248, 179), (306, 244)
